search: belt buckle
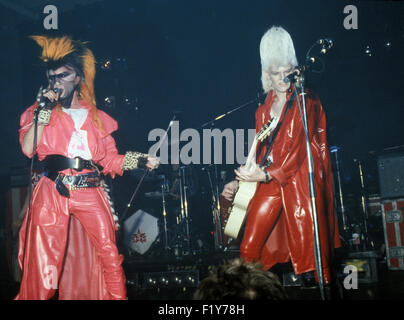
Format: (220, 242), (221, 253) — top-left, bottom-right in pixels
(73, 157), (82, 171)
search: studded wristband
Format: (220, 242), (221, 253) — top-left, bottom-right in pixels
(122, 151), (148, 171)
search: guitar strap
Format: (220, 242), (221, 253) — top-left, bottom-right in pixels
(259, 89), (296, 167)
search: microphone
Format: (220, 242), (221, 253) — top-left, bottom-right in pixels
(283, 66), (306, 84)
(38, 88), (62, 109)
(317, 38), (333, 54)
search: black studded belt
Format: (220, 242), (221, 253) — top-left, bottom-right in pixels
(42, 155), (100, 197)
(46, 171), (101, 197)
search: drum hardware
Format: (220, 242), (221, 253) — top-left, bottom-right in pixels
(354, 158), (375, 250)
(177, 166), (191, 254)
(330, 146), (348, 231)
(202, 164), (223, 250)
(161, 176), (169, 252)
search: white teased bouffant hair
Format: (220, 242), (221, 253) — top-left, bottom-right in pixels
(260, 26), (298, 93)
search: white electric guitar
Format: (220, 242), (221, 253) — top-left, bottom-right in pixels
(223, 120), (274, 239)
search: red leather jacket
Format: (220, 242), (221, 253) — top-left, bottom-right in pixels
(19, 100), (124, 177)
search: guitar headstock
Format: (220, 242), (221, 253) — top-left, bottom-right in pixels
(256, 119), (273, 142)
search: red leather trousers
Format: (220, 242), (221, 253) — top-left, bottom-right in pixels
(15, 177), (126, 300)
(240, 181), (333, 283)
(240, 182), (283, 262)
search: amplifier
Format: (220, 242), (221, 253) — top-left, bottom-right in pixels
(377, 153), (404, 199)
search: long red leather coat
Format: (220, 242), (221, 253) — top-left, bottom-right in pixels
(16, 100), (126, 299)
(253, 88), (341, 279)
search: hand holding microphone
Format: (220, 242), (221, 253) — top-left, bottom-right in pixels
(37, 86), (62, 108)
(35, 86), (62, 126)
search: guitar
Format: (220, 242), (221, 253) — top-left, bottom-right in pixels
(222, 120), (274, 240)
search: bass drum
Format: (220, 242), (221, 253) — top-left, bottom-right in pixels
(122, 209), (163, 256)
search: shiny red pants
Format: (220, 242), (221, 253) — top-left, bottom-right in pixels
(240, 181), (332, 283)
(15, 177), (126, 300)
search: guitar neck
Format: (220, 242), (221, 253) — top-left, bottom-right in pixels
(244, 138), (258, 168)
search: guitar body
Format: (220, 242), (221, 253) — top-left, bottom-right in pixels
(224, 181), (258, 239)
(221, 118), (273, 241)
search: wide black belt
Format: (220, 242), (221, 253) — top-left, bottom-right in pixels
(42, 155), (100, 197)
(42, 155), (95, 172)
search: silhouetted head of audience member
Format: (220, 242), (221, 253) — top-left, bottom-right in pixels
(194, 259), (288, 300)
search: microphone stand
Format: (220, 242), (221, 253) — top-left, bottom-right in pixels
(286, 38), (334, 300)
(120, 115), (176, 222)
(20, 99), (46, 281)
(200, 94), (261, 129)
(292, 76), (325, 300)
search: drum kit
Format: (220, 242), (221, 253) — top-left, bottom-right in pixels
(122, 165), (201, 258)
(122, 143), (394, 258)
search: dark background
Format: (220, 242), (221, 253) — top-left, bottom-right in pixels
(1, 0), (403, 184)
(0, 0), (403, 260)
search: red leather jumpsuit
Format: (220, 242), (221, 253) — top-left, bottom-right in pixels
(15, 100), (127, 299)
(240, 88), (341, 283)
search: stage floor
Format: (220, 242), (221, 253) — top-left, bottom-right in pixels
(1, 251), (404, 300)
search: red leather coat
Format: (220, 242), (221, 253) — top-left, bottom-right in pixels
(19, 100), (125, 177)
(16, 100), (126, 299)
(254, 88), (341, 278)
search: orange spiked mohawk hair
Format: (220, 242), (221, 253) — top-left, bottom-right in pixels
(30, 35), (103, 130)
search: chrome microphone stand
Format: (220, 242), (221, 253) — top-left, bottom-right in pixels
(292, 77), (325, 300)
(286, 37), (334, 300)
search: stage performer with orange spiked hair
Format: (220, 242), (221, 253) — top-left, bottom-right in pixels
(15, 35), (159, 300)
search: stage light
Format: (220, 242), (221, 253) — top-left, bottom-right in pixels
(365, 45), (372, 57)
(101, 59), (112, 70)
(103, 96), (116, 108)
(122, 96), (133, 107)
(142, 271), (199, 288)
(159, 276), (169, 286)
(147, 277), (156, 285)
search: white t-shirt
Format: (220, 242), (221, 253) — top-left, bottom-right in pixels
(63, 108), (92, 160)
